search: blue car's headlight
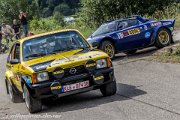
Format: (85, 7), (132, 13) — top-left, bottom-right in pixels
(96, 59), (107, 69)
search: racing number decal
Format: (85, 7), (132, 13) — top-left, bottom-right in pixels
(128, 28), (140, 35)
(120, 28), (141, 38)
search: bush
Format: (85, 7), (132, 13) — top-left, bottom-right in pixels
(29, 15), (95, 38)
(79, 0), (176, 26)
(145, 3), (177, 20)
(29, 17), (61, 34)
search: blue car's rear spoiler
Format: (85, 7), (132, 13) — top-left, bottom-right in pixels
(123, 15), (149, 23)
(160, 19), (175, 27)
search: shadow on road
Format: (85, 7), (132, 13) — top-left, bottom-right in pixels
(113, 47), (158, 62)
(41, 83), (146, 113)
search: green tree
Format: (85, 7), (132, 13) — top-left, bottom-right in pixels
(79, 0), (176, 26)
(37, 0), (80, 17)
(0, 0), (39, 23)
(54, 3), (71, 16)
(53, 12), (65, 26)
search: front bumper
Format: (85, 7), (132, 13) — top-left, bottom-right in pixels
(27, 67), (114, 99)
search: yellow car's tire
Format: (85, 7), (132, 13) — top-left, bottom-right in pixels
(100, 78), (117, 96)
(6, 80), (23, 103)
(23, 85), (42, 113)
(155, 28), (171, 48)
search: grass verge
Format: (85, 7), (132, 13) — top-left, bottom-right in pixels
(150, 44), (180, 63)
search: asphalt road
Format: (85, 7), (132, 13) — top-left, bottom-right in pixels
(0, 31), (180, 120)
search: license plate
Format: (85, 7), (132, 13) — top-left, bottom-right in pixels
(63, 80), (89, 92)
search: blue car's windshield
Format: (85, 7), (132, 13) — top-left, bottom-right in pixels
(92, 21), (116, 37)
(22, 31), (90, 61)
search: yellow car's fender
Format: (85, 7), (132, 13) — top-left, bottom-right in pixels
(5, 70), (14, 84)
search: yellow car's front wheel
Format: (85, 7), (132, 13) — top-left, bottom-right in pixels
(155, 28), (171, 48)
(100, 40), (115, 59)
(23, 84), (42, 113)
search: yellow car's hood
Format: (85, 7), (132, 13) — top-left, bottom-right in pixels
(23, 49), (109, 72)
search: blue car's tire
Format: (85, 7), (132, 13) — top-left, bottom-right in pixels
(100, 40), (115, 59)
(155, 28), (171, 48)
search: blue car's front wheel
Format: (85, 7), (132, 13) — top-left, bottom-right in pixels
(100, 40), (115, 59)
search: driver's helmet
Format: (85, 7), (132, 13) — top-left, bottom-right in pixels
(118, 21), (128, 29)
(30, 44), (40, 53)
(66, 37), (74, 48)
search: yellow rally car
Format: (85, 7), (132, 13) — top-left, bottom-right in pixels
(5, 29), (117, 113)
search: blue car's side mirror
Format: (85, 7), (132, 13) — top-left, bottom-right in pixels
(92, 42), (99, 48)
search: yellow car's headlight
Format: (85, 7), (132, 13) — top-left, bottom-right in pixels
(37, 72), (49, 82)
(96, 59), (107, 69)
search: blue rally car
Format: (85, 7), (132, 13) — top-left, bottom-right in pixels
(87, 16), (175, 59)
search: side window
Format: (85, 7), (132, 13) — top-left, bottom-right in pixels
(117, 19), (138, 30)
(128, 19), (138, 26)
(117, 20), (128, 30)
(7, 44), (15, 63)
(14, 45), (20, 60)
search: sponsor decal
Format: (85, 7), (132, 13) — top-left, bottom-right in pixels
(163, 22), (172, 26)
(128, 28), (141, 35)
(51, 85), (62, 90)
(94, 76), (104, 81)
(53, 70), (64, 75)
(151, 22), (162, 26)
(170, 27), (174, 31)
(123, 31), (129, 37)
(51, 58), (69, 66)
(144, 25), (148, 30)
(85, 60), (96, 72)
(91, 53), (101, 57)
(93, 73), (104, 84)
(50, 82), (62, 94)
(118, 32), (124, 39)
(145, 32), (151, 38)
(30, 60), (53, 72)
(119, 28), (140, 38)
(85, 63), (96, 68)
(22, 75), (32, 84)
(35, 65), (49, 70)
(53, 67), (64, 79)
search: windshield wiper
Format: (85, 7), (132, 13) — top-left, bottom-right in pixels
(74, 47), (90, 54)
(25, 53), (47, 59)
(50, 49), (68, 54)
(75, 47), (89, 50)
(49, 47), (89, 55)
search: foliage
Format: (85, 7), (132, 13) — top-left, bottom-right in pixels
(38, 0), (80, 17)
(54, 3), (72, 16)
(152, 45), (180, 63)
(29, 17), (61, 34)
(29, 15), (94, 38)
(145, 3), (177, 20)
(79, 0), (177, 26)
(0, 0), (39, 24)
(53, 12), (66, 27)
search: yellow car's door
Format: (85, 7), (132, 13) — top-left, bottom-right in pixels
(9, 43), (22, 92)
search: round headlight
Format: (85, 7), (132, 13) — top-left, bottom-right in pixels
(37, 72), (49, 82)
(96, 59), (107, 69)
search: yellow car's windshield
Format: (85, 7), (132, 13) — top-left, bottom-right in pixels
(22, 31), (90, 61)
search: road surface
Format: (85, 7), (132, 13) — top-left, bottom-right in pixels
(0, 31), (180, 120)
